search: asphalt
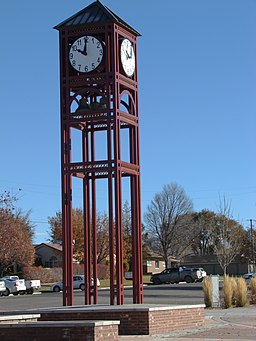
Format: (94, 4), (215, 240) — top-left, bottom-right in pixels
(120, 305), (256, 340)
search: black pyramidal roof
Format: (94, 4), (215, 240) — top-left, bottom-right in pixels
(54, 0), (141, 36)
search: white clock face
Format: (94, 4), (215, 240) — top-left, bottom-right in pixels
(120, 39), (135, 77)
(69, 36), (103, 73)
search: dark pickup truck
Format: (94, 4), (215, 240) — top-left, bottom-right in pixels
(150, 266), (206, 285)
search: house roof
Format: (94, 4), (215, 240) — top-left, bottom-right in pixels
(54, 0), (141, 36)
(183, 254), (247, 264)
(145, 250), (179, 262)
(35, 243), (62, 252)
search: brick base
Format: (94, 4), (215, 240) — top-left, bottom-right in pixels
(39, 304), (205, 335)
(0, 320), (119, 341)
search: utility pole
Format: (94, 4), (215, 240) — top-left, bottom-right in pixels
(248, 219), (255, 272)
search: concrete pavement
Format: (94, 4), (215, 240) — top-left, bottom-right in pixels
(120, 305), (256, 340)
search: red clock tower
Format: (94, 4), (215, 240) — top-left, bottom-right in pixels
(54, 1), (143, 306)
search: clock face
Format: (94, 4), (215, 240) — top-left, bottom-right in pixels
(120, 39), (135, 77)
(69, 36), (103, 73)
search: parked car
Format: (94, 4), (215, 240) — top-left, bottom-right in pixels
(0, 280), (6, 296)
(0, 278), (26, 296)
(150, 266), (206, 285)
(2, 275), (41, 294)
(50, 275), (100, 292)
(242, 272), (256, 279)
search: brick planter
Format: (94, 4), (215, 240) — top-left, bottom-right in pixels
(39, 304), (205, 335)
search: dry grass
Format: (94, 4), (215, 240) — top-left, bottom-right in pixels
(202, 276), (212, 308)
(223, 275), (233, 308)
(250, 277), (256, 304)
(236, 277), (247, 307)
(230, 277), (237, 306)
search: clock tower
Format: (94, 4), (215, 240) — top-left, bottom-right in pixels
(54, 1), (143, 306)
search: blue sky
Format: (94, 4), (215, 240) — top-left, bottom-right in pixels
(0, 0), (255, 243)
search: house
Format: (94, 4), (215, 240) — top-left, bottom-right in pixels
(143, 256), (165, 275)
(142, 253), (179, 275)
(34, 243), (63, 268)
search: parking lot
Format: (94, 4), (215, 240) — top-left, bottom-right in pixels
(0, 283), (205, 312)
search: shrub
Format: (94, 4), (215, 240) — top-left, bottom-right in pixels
(202, 276), (212, 308)
(236, 277), (247, 307)
(73, 263), (110, 280)
(97, 263), (110, 280)
(123, 260), (130, 272)
(223, 275), (233, 308)
(23, 266), (62, 283)
(73, 264), (84, 275)
(250, 278), (256, 304)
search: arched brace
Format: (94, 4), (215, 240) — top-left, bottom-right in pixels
(119, 90), (136, 116)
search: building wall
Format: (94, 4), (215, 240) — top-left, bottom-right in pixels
(181, 255), (249, 276)
(143, 260), (165, 275)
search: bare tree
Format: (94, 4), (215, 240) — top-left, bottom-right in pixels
(212, 196), (245, 275)
(144, 183), (194, 268)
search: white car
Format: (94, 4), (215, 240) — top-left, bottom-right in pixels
(242, 272), (256, 280)
(0, 278), (26, 296)
(50, 275), (100, 292)
(2, 275), (41, 294)
(0, 280), (6, 296)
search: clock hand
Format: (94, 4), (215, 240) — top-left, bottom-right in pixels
(129, 45), (133, 58)
(77, 41), (88, 56)
(77, 48), (87, 56)
(125, 50), (130, 59)
(83, 40), (88, 55)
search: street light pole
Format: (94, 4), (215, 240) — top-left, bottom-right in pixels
(249, 219), (255, 272)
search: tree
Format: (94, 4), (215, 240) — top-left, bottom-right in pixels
(211, 196), (246, 275)
(0, 191), (34, 276)
(141, 223), (153, 261)
(48, 208), (84, 262)
(48, 208), (109, 264)
(96, 212), (109, 264)
(48, 211), (62, 244)
(0, 190), (18, 219)
(122, 201), (132, 266)
(191, 210), (216, 256)
(144, 183), (194, 267)
(190, 206), (249, 275)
